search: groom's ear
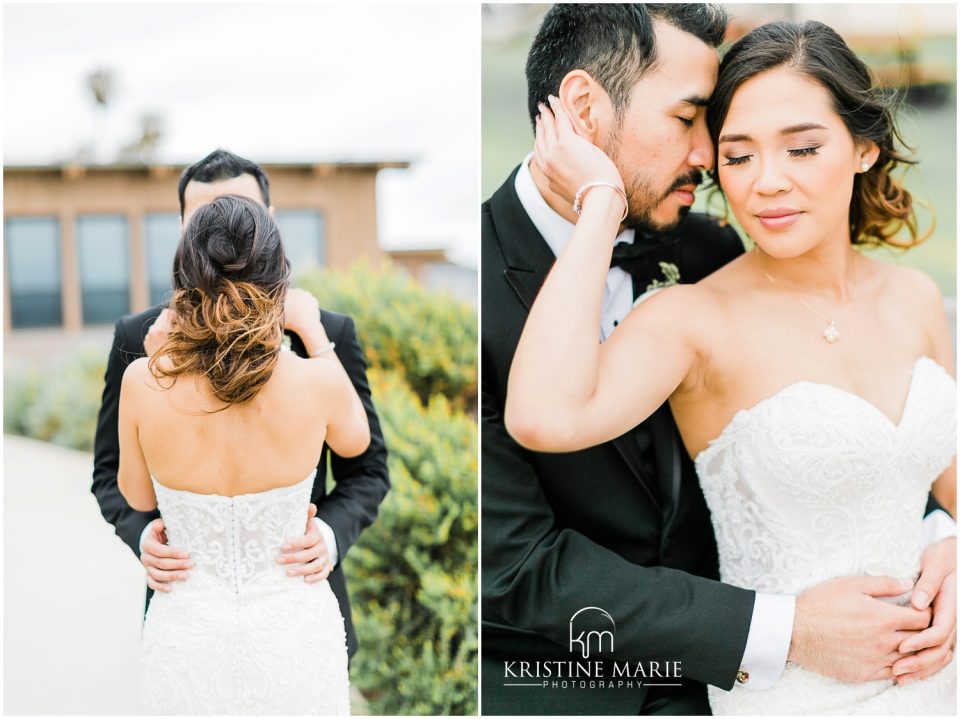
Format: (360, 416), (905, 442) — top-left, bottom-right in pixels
(558, 70), (606, 143)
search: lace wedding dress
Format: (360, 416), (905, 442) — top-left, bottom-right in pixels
(140, 470), (350, 715)
(696, 356), (956, 715)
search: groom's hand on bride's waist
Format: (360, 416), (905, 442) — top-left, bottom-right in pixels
(276, 503), (336, 584)
(140, 518), (194, 593)
(788, 575), (933, 683)
(892, 537), (957, 685)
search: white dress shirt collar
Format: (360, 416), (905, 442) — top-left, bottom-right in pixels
(514, 152), (635, 256)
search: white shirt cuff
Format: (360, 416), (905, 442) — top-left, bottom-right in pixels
(738, 592), (795, 690)
(923, 509), (957, 545)
(314, 518), (339, 567)
(138, 522), (153, 556)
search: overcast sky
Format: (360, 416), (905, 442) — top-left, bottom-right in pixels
(3, 3), (480, 266)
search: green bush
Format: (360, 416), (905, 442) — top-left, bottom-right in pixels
(297, 261), (478, 409)
(345, 368), (478, 715)
(4, 349), (104, 451)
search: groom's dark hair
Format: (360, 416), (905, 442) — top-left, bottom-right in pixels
(177, 149), (271, 216)
(525, 4), (728, 127)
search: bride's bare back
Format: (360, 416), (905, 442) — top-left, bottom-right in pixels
(126, 351), (342, 496)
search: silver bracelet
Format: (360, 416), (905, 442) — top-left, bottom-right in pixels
(309, 341), (336, 358)
(573, 181), (628, 222)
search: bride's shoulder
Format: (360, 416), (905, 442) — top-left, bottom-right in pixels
(121, 356), (154, 389)
(275, 350), (340, 387)
(867, 258), (944, 310)
(629, 282), (727, 331)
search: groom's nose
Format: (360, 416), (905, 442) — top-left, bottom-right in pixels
(688, 119), (715, 172)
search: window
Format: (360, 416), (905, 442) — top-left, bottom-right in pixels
(275, 210), (325, 280)
(77, 215), (130, 324)
(144, 213), (180, 305)
(5, 217), (62, 328)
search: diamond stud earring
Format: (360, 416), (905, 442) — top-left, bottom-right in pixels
(861, 162), (871, 172)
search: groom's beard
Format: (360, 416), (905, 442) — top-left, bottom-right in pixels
(603, 134), (702, 233)
(621, 169), (702, 232)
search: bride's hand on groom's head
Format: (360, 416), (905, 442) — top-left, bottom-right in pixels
(283, 288), (325, 338)
(144, 309), (178, 358)
(534, 95), (623, 206)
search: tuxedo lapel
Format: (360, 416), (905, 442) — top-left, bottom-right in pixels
(489, 166), (662, 512)
(489, 166), (556, 312)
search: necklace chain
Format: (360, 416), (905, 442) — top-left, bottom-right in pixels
(754, 247), (858, 342)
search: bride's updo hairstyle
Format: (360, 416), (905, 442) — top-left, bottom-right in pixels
(149, 194), (291, 406)
(707, 21), (927, 249)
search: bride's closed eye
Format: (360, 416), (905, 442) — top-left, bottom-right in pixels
(722, 154), (752, 167)
(721, 145), (822, 167)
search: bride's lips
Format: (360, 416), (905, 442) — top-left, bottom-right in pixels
(672, 185), (697, 205)
(756, 207), (803, 229)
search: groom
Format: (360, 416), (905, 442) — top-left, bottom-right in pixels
(481, 4), (957, 715)
(91, 149), (390, 661)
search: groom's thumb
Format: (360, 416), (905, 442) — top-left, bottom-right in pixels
(858, 575), (914, 598)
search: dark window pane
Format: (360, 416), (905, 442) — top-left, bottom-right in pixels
(276, 210), (325, 281)
(145, 213), (179, 306)
(77, 215), (130, 324)
(5, 217), (62, 328)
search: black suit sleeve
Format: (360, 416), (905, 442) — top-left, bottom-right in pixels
(91, 319), (160, 556)
(315, 316), (390, 563)
(481, 378), (756, 690)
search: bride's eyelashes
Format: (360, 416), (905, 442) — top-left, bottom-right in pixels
(676, 116), (694, 127)
(721, 145), (822, 166)
(721, 154), (752, 167)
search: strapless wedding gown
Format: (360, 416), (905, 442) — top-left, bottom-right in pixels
(696, 356), (956, 715)
(139, 470), (350, 715)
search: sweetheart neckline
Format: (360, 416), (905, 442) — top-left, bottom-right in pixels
(150, 468), (317, 500)
(695, 355), (951, 465)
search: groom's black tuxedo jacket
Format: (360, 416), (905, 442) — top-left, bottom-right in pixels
(481, 167), (756, 715)
(92, 304), (390, 659)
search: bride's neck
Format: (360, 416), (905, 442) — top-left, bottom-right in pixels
(529, 159), (582, 225)
(755, 241), (859, 302)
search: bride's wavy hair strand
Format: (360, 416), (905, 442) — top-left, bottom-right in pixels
(148, 195), (291, 408)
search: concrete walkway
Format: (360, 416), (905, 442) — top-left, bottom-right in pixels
(4, 435), (145, 714)
(3, 435), (369, 715)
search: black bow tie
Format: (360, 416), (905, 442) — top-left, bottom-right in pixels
(609, 231), (683, 299)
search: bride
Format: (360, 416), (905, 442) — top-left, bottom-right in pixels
(117, 195), (370, 714)
(506, 20), (956, 715)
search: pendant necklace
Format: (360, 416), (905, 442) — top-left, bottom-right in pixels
(754, 247), (857, 344)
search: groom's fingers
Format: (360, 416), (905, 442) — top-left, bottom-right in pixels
(857, 574), (914, 598)
(146, 566), (187, 584)
(146, 576), (172, 593)
(299, 558), (333, 583)
(281, 543), (328, 568)
(147, 556), (195, 571)
(143, 535), (189, 560)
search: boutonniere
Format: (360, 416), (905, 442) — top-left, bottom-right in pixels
(633, 262), (682, 309)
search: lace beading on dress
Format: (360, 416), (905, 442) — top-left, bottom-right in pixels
(140, 470), (350, 715)
(696, 356), (956, 715)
